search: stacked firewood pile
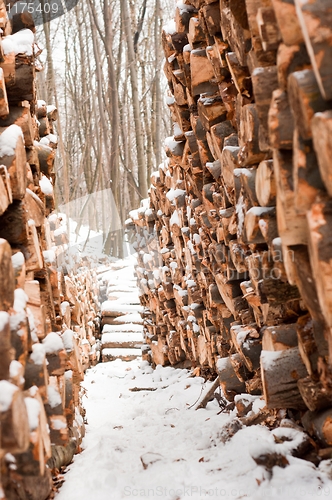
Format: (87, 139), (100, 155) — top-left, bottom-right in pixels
(0, 5), (100, 500)
(128, 0), (332, 450)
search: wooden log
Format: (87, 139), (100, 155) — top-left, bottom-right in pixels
(24, 346), (49, 403)
(238, 104), (267, 166)
(0, 238), (15, 311)
(188, 15), (206, 49)
(296, 314), (319, 376)
(311, 111), (332, 198)
(290, 245), (328, 360)
(6, 54), (35, 104)
(268, 89), (294, 149)
(202, 3), (221, 36)
(244, 206), (276, 244)
(302, 408), (332, 447)
(295, 0), (332, 100)
(271, 0), (304, 46)
(256, 6), (281, 52)
(35, 142), (55, 176)
(260, 347), (308, 409)
(225, 51), (252, 96)
(14, 392), (51, 476)
(24, 280), (46, 340)
(0, 51), (15, 87)
(255, 159), (276, 207)
(190, 48), (218, 96)
(0, 104), (34, 147)
(0, 124), (26, 199)
(307, 200), (332, 345)
(273, 149), (308, 246)
(279, 43), (311, 94)
(197, 94), (227, 131)
(25, 220), (44, 272)
(251, 65), (278, 150)
(293, 128), (325, 214)
(230, 324), (262, 371)
(0, 382), (30, 453)
(216, 355), (246, 399)
(0, 67), (9, 117)
(262, 323), (298, 351)
(0, 311), (12, 380)
(298, 377), (332, 412)
(288, 69), (327, 140)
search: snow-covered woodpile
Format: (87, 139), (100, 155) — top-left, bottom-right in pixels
(128, 0), (332, 449)
(0, 5), (100, 500)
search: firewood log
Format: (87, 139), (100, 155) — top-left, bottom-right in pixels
(311, 111), (332, 198)
(190, 48), (218, 95)
(255, 159), (276, 207)
(302, 408), (332, 447)
(0, 104), (34, 146)
(298, 377), (332, 412)
(273, 149), (308, 246)
(268, 89), (294, 149)
(307, 199), (332, 337)
(6, 54), (35, 104)
(251, 65), (278, 150)
(295, 0), (332, 101)
(230, 324), (262, 371)
(216, 355), (246, 399)
(238, 104), (267, 166)
(0, 382), (30, 453)
(293, 128), (325, 214)
(288, 69), (327, 140)
(262, 323), (298, 351)
(261, 347), (308, 409)
(0, 238), (15, 311)
(271, 0), (304, 46)
(256, 6), (281, 51)
(0, 311), (12, 380)
(0, 125), (26, 199)
(0, 66), (8, 117)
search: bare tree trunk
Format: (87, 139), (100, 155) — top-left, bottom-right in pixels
(121, 0), (148, 199)
(154, 0), (162, 168)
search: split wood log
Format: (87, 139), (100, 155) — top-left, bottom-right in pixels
(311, 111), (332, 198)
(216, 355), (246, 399)
(293, 128), (325, 214)
(287, 69), (327, 140)
(260, 347), (308, 409)
(298, 377), (332, 413)
(307, 199), (332, 356)
(0, 238), (15, 311)
(0, 311), (12, 380)
(271, 0), (304, 46)
(0, 67), (9, 117)
(0, 382), (30, 453)
(0, 125), (26, 199)
(0, 104), (34, 146)
(302, 408), (332, 447)
(262, 324), (298, 351)
(294, 0), (332, 101)
(268, 89), (294, 149)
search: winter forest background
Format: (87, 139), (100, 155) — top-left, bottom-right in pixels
(36, 0), (173, 256)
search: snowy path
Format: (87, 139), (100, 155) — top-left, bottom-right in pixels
(55, 360), (332, 500)
(55, 260), (332, 500)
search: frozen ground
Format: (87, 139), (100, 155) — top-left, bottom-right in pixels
(55, 259), (332, 500)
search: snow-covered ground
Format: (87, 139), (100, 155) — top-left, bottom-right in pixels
(55, 259), (332, 500)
